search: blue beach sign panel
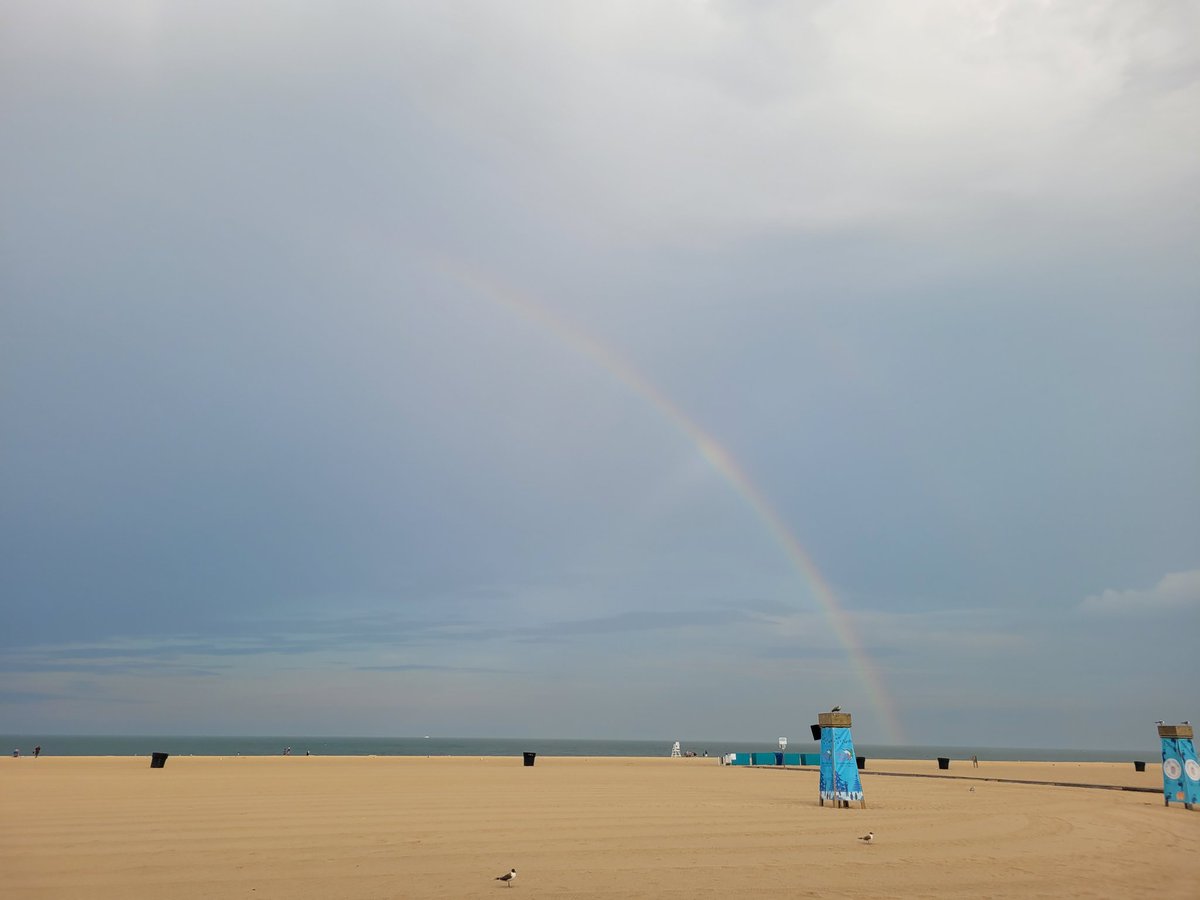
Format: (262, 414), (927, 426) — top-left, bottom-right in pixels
(1158, 723), (1198, 810)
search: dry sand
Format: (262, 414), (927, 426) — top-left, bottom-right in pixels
(3, 755), (1197, 899)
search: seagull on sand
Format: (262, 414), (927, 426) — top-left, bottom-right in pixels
(495, 868), (517, 887)
(858, 832), (874, 845)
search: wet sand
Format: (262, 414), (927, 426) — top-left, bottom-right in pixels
(2, 755), (1196, 898)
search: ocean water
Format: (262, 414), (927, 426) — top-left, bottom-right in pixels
(1, 734), (1154, 762)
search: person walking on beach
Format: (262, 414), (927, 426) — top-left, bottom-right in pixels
(971, 754), (979, 768)
(33, 745), (41, 758)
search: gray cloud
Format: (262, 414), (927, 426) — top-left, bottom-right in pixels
(0, 690), (82, 704)
(517, 609), (754, 640)
(355, 664), (516, 674)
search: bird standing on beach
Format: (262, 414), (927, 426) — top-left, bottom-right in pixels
(495, 868), (517, 887)
(858, 832), (874, 844)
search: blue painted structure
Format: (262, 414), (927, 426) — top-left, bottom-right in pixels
(1158, 723), (1198, 809)
(817, 711), (865, 807)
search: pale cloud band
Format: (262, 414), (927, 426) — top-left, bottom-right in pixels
(1078, 570), (1200, 616)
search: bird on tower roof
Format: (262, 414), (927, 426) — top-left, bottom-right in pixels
(831, 706), (841, 712)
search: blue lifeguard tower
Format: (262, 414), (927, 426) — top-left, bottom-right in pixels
(817, 710), (865, 808)
(1158, 722), (1198, 810)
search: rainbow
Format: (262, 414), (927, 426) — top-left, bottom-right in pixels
(441, 261), (904, 745)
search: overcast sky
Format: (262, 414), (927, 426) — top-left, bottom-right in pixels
(2, 1), (1197, 749)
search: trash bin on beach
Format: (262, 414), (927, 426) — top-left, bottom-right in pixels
(937, 757), (950, 770)
(809, 724), (822, 741)
(856, 756), (866, 770)
(523, 752), (536, 767)
(150, 752), (169, 769)
(1133, 760), (1146, 772)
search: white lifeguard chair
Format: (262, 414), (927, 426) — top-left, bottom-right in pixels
(671, 741), (682, 758)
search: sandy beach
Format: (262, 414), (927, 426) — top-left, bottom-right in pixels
(3, 755), (1196, 899)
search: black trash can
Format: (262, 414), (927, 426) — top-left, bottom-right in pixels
(937, 757), (950, 770)
(810, 724), (822, 741)
(775, 752), (784, 766)
(150, 752), (169, 769)
(856, 756), (866, 770)
(523, 752), (536, 767)
(1134, 760), (1146, 772)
